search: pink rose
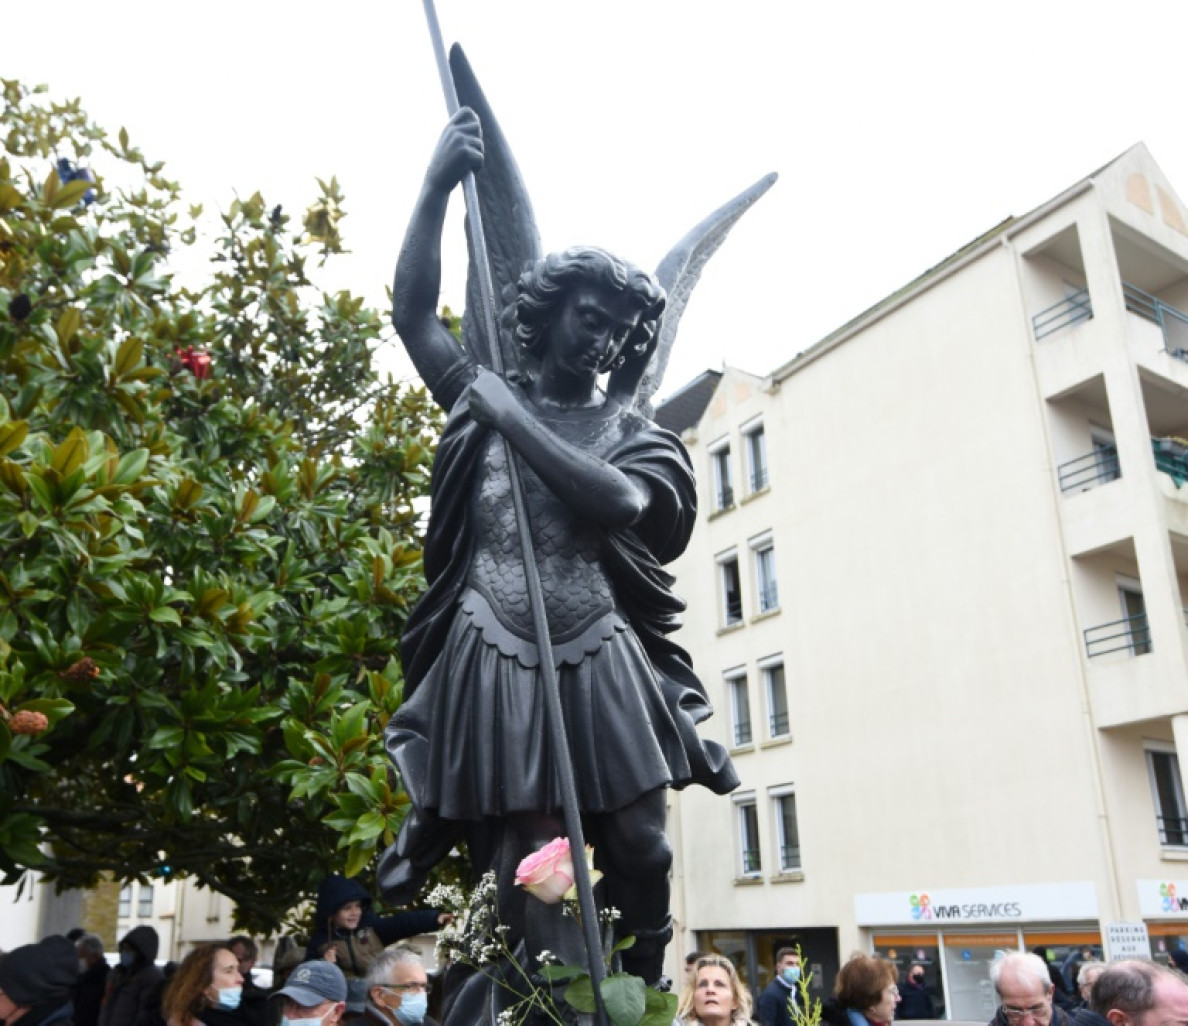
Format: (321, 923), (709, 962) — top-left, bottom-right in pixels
(515, 837), (602, 904)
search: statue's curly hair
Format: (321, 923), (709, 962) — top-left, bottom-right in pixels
(514, 246), (665, 373)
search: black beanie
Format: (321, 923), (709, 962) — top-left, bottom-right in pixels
(0, 935), (78, 1005)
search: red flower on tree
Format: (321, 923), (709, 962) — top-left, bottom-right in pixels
(176, 346), (212, 379)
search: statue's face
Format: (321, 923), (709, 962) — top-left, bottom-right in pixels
(546, 285), (641, 380)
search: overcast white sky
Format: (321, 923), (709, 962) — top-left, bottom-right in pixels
(7, 0), (1188, 399)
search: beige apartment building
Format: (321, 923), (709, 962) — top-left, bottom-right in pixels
(659, 143), (1188, 1019)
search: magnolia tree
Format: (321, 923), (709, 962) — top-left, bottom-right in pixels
(0, 80), (444, 931)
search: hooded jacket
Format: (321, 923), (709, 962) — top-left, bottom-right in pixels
(97, 926), (164, 1026)
(304, 875), (441, 979)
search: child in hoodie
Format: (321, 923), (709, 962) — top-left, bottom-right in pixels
(304, 875), (448, 1019)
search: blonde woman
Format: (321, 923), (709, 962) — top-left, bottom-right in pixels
(675, 953), (756, 1025)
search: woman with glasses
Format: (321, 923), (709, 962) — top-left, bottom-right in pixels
(675, 954), (756, 1025)
(821, 953), (900, 1026)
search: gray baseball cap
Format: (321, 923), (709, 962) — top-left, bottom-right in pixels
(274, 961), (348, 1005)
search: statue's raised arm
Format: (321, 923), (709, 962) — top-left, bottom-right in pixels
(391, 107), (485, 411)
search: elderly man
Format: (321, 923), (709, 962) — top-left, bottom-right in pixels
(273, 961), (348, 1026)
(1076, 959), (1188, 1026)
(364, 949), (436, 1026)
(75, 934), (111, 1026)
(989, 952), (1075, 1026)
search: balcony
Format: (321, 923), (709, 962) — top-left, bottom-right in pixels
(1154, 437), (1188, 487)
(1083, 613), (1152, 658)
(741, 848), (761, 874)
(1033, 287), (1092, 341)
(769, 711), (789, 737)
(780, 845), (802, 871)
(733, 720), (753, 747)
(1158, 815), (1188, 847)
(716, 484), (735, 511)
(1124, 283), (1188, 360)
(750, 467), (769, 492)
(1058, 445), (1120, 492)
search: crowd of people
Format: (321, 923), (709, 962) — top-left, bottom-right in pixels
(0, 874), (448, 1026)
(675, 947), (1188, 1026)
(6, 915), (1188, 1026)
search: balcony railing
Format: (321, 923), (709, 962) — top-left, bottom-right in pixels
(1158, 815), (1188, 847)
(750, 466), (769, 492)
(769, 711), (789, 737)
(741, 848), (761, 874)
(1124, 282), (1188, 360)
(724, 595), (743, 624)
(758, 583), (779, 613)
(1058, 445), (1120, 492)
(1084, 613), (1152, 658)
(733, 720), (752, 746)
(1154, 438), (1188, 487)
(780, 844), (802, 871)
(716, 484), (734, 510)
(1033, 287), (1092, 341)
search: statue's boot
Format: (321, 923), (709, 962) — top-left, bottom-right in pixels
(618, 914), (673, 987)
(377, 806), (460, 905)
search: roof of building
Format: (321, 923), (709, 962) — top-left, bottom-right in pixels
(653, 369), (723, 433)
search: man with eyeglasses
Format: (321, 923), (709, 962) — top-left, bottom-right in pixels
(364, 948), (436, 1026)
(1074, 959), (1188, 1026)
(989, 952), (1075, 1026)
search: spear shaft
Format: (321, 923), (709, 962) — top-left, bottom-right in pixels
(420, 3), (611, 1021)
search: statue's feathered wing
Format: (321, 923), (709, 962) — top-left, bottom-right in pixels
(450, 45), (776, 411)
(609, 173), (778, 418)
(450, 44), (540, 378)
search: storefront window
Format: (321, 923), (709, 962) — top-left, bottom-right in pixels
(1147, 924), (1182, 968)
(942, 933), (1016, 1022)
(1022, 931), (1103, 1000)
(872, 935), (945, 1020)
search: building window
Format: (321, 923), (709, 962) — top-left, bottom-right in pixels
(138, 884), (154, 918)
(719, 552), (742, 626)
(744, 420), (768, 493)
(1118, 577), (1151, 656)
(735, 795), (761, 876)
(751, 535), (778, 613)
(1090, 426), (1120, 484)
(763, 659), (789, 738)
(710, 441), (734, 511)
(726, 671), (752, 747)
(1147, 745), (1188, 846)
(118, 884), (132, 919)
(770, 787), (802, 871)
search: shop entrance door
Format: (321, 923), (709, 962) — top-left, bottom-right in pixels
(942, 933), (1016, 1022)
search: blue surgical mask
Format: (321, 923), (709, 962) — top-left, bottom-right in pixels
(282, 1017), (324, 1026)
(119, 951), (136, 968)
(217, 988), (243, 1010)
(783, 966), (801, 984)
(395, 993), (427, 1025)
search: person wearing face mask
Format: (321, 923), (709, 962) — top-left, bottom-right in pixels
(363, 949), (436, 1026)
(75, 934), (111, 1026)
(270, 962), (347, 1026)
(161, 945), (250, 1026)
(896, 965), (934, 1020)
(98, 926), (165, 1026)
(757, 949), (801, 1026)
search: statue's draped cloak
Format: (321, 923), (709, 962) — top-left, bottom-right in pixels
(386, 381), (738, 820)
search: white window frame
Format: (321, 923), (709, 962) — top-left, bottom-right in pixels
(138, 883), (154, 919)
(717, 548), (743, 626)
(709, 437), (734, 511)
(733, 791), (761, 877)
(760, 654), (789, 739)
(1146, 742), (1188, 847)
(769, 784), (802, 872)
(742, 416), (768, 494)
(750, 532), (778, 614)
(724, 668), (752, 748)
